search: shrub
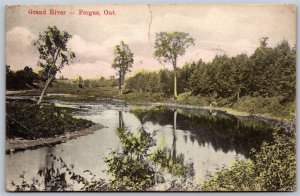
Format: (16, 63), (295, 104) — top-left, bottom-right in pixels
(202, 160), (259, 191)
(202, 123), (296, 191)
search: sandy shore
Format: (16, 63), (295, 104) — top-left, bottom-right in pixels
(6, 124), (104, 154)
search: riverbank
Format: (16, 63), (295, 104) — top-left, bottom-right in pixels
(6, 89), (295, 123)
(6, 99), (100, 153)
(148, 102), (292, 125)
(6, 124), (104, 153)
(92, 98), (292, 126)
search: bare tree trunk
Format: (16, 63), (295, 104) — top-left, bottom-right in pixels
(37, 75), (54, 105)
(118, 76), (122, 96)
(174, 71), (177, 99)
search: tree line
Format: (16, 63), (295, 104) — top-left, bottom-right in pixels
(6, 25), (296, 105)
(125, 39), (296, 104)
(6, 65), (40, 90)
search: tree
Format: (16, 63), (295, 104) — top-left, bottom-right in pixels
(6, 66), (40, 90)
(33, 26), (75, 105)
(78, 76), (84, 88)
(112, 41), (134, 95)
(154, 32), (195, 99)
(15, 66), (40, 88)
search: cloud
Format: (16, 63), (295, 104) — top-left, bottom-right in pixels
(5, 5), (296, 79)
(6, 26), (38, 70)
(68, 35), (107, 63)
(60, 60), (115, 79)
(6, 26), (35, 47)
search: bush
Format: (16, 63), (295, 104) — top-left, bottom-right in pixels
(252, 127), (296, 191)
(202, 160), (258, 191)
(202, 123), (296, 191)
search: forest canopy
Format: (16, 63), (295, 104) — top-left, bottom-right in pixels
(125, 39), (296, 103)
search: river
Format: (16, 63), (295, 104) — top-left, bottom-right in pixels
(5, 101), (275, 191)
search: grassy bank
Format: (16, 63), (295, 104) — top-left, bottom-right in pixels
(177, 93), (295, 120)
(6, 100), (94, 139)
(7, 81), (295, 120)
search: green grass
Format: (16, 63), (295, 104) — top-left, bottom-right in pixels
(177, 92), (210, 106)
(177, 93), (295, 120)
(119, 92), (167, 103)
(8, 79), (295, 120)
(231, 96), (295, 120)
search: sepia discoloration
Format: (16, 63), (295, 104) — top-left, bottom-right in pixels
(5, 4), (296, 79)
(5, 4), (296, 192)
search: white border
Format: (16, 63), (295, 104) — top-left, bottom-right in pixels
(1, 0), (299, 195)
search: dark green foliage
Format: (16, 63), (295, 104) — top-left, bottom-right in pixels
(159, 69), (173, 96)
(6, 66), (40, 90)
(33, 26), (76, 105)
(104, 126), (194, 191)
(202, 123), (296, 191)
(33, 26), (76, 76)
(11, 126), (193, 191)
(77, 76), (84, 88)
(252, 124), (296, 191)
(125, 39), (295, 118)
(151, 147), (191, 177)
(115, 127), (155, 156)
(104, 127), (157, 191)
(6, 101), (94, 139)
(125, 68), (192, 96)
(105, 154), (156, 191)
(112, 41), (134, 95)
(131, 106), (275, 158)
(202, 160), (258, 191)
(125, 71), (162, 93)
(154, 32), (195, 99)
(188, 39), (295, 102)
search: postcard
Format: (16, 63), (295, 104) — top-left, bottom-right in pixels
(5, 4), (296, 192)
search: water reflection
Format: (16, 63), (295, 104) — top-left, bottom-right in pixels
(172, 110), (177, 161)
(131, 107), (274, 157)
(7, 103), (276, 191)
(119, 111), (124, 130)
(11, 112), (194, 191)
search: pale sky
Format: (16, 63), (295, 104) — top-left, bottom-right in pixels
(5, 4), (296, 79)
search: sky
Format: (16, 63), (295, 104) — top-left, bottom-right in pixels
(5, 4), (296, 79)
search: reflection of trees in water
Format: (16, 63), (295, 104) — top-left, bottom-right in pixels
(131, 107), (275, 157)
(12, 111), (194, 191)
(12, 151), (85, 191)
(107, 112), (194, 191)
(172, 110), (177, 161)
(42, 148), (68, 191)
(118, 110), (124, 129)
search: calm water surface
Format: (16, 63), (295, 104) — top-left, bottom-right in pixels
(6, 102), (275, 190)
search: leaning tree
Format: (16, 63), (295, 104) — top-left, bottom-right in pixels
(154, 32), (195, 99)
(111, 41), (134, 95)
(33, 26), (76, 105)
